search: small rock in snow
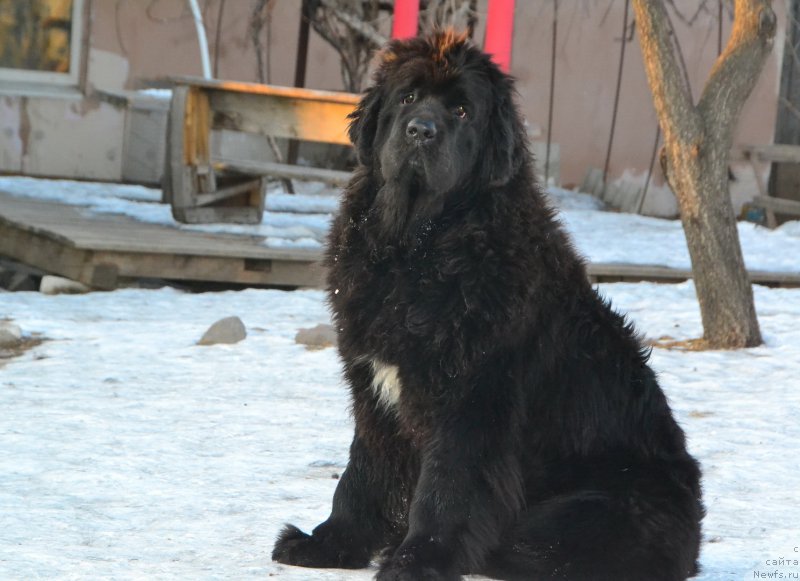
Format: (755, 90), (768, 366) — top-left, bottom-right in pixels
(0, 322), (23, 348)
(295, 323), (337, 350)
(40, 275), (90, 295)
(197, 316), (247, 346)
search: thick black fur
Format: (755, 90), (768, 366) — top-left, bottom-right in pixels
(272, 31), (704, 580)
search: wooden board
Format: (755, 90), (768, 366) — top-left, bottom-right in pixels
(170, 76), (359, 145)
(214, 158), (351, 187)
(208, 89), (356, 145)
(169, 76), (361, 106)
(0, 192), (324, 289)
(738, 144), (800, 163)
(751, 195), (800, 217)
(586, 262), (800, 287)
(737, 144), (800, 227)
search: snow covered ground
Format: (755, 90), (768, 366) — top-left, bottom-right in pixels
(1, 177), (799, 579)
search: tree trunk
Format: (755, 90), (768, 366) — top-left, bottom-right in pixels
(632, 0), (775, 348)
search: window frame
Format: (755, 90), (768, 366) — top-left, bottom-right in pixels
(0, 0), (85, 88)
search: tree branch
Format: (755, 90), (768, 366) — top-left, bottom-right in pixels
(632, 0), (700, 141)
(316, 0), (388, 47)
(663, 4), (694, 103)
(698, 0), (776, 143)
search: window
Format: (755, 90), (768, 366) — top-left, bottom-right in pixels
(0, 0), (84, 87)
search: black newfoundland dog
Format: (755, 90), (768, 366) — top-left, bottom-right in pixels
(273, 31), (703, 581)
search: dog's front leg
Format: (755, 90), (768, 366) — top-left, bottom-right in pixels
(273, 429), (414, 569)
(376, 382), (524, 581)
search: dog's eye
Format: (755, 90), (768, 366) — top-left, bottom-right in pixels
(401, 93), (416, 105)
(455, 105), (467, 119)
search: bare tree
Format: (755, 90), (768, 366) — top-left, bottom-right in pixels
(304, 0), (477, 93)
(632, 0), (775, 348)
(304, 0), (391, 93)
(419, 0), (478, 35)
(250, 0), (280, 86)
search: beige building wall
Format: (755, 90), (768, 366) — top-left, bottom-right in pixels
(508, 1), (784, 215)
(0, 0), (788, 216)
(88, 1), (346, 92)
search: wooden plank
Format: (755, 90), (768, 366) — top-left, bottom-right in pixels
(0, 191), (323, 287)
(751, 195), (800, 216)
(86, 250), (325, 288)
(183, 86), (197, 165)
(739, 144), (800, 163)
(0, 217), (324, 288)
(165, 85), (189, 207)
(0, 215), (92, 284)
(185, 86), (215, 193)
(587, 263), (692, 283)
(587, 262), (800, 287)
(194, 179), (264, 207)
(175, 206), (264, 225)
(0, 193), (320, 262)
(749, 270), (800, 286)
(208, 90), (355, 145)
(168, 76), (361, 106)
(213, 158), (351, 186)
(737, 144), (800, 227)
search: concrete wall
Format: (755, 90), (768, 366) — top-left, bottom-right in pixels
(0, 0), (788, 216)
(0, 93), (125, 182)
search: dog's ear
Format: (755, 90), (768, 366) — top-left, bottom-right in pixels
(487, 72), (526, 187)
(348, 85), (383, 166)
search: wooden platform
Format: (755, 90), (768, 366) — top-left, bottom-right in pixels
(738, 144), (800, 227)
(586, 262), (800, 287)
(1, 191), (799, 290)
(0, 192), (324, 289)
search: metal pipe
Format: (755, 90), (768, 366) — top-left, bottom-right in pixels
(188, 0), (212, 79)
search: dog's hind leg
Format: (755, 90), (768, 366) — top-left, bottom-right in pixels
(481, 465), (703, 581)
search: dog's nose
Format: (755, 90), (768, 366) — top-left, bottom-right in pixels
(406, 118), (437, 143)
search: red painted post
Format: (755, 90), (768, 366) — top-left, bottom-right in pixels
(484, 0), (516, 72)
(392, 0), (420, 39)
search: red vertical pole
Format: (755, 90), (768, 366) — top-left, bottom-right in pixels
(484, 0), (516, 72)
(392, 0), (420, 39)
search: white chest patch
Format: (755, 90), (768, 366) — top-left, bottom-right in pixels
(370, 359), (403, 410)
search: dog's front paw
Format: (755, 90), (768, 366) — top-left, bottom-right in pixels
(272, 523), (370, 569)
(376, 562), (457, 581)
(376, 545), (458, 581)
(272, 525), (315, 565)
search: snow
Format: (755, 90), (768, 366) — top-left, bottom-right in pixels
(1, 177), (799, 579)
(2, 175), (800, 272)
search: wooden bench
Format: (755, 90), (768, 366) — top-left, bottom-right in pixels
(738, 144), (800, 227)
(163, 77), (360, 224)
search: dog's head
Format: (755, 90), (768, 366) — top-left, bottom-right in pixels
(349, 30), (526, 202)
